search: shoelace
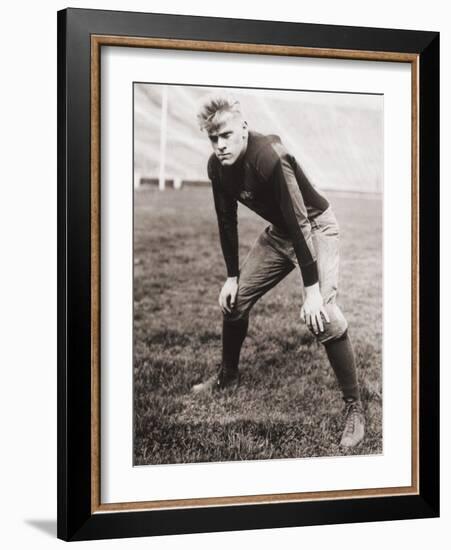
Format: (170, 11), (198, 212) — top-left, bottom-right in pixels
(343, 402), (363, 436)
(216, 365), (227, 386)
(216, 365), (238, 388)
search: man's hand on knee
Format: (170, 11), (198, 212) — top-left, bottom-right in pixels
(300, 282), (330, 335)
(219, 276), (239, 314)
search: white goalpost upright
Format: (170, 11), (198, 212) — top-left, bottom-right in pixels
(158, 85), (168, 191)
(133, 170), (142, 189)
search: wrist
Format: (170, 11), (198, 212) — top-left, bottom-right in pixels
(227, 276), (238, 282)
(304, 282), (320, 295)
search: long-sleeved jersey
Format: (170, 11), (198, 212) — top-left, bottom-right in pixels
(208, 131), (330, 287)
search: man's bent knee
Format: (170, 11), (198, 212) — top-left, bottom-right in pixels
(223, 295), (253, 321)
(223, 305), (250, 322)
(311, 302), (348, 344)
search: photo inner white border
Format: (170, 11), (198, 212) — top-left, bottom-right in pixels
(101, 46), (412, 504)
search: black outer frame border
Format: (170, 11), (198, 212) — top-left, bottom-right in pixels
(57, 7), (439, 542)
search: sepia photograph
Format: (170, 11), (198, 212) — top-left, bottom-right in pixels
(132, 83), (383, 466)
(55, 6), (439, 542)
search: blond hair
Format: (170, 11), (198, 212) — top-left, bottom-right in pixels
(196, 92), (244, 132)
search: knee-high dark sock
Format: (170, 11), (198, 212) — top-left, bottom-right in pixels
(324, 330), (360, 402)
(222, 317), (249, 372)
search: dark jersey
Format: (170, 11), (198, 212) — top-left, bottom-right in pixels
(208, 131), (329, 287)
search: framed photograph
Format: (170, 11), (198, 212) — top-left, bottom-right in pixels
(57, 8), (439, 542)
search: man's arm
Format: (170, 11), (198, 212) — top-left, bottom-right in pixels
(273, 154), (332, 333)
(273, 153), (318, 287)
(210, 173), (239, 278)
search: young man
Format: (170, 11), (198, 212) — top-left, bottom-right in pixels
(192, 93), (365, 448)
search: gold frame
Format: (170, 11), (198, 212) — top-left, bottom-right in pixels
(90, 35), (419, 514)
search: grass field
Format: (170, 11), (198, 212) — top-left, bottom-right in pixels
(133, 187), (382, 465)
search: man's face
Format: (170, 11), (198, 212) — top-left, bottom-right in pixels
(207, 113), (248, 166)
